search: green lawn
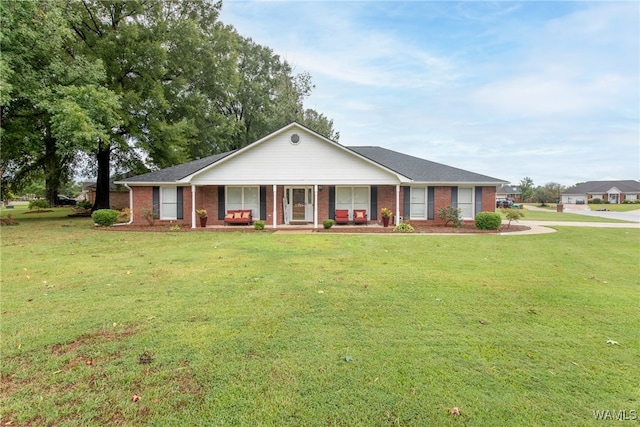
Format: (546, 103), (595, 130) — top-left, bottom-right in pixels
(1, 216), (639, 426)
(511, 209), (632, 223)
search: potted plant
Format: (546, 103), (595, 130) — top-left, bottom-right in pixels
(196, 209), (208, 227)
(381, 207), (392, 227)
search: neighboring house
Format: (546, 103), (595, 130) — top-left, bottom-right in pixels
(496, 185), (522, 202)
(117, 122), (507, 228)
(561, 180), (640, 204)
(84, 180), (130, 210)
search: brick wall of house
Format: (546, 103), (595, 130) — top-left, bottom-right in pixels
(131, 187), (153, 225)
(131, 184), (500, 227)
(317, 187), (330, 223)
(376, 185), (399, 225)
(196, 186), (219, 225)
(110, 191), (130, 210)
(482, 186), (497, 213)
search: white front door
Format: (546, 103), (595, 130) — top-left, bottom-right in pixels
(285, 187), (313, 223)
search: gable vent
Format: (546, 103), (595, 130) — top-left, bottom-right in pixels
(290, 133), (300, 144)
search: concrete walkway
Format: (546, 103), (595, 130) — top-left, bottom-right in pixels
(496, 204), (640, 235)
(500, 219), (640, 235)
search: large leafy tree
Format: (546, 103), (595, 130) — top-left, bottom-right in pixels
(0, 0), (120, 205)
(219, 35), (339, 148)
(2, 0), (338, 208)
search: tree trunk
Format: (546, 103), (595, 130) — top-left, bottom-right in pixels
(93, 142), (111, 210)
(44, 133), (61, 207)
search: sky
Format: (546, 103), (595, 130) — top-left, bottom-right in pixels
(218, 1), (639, 187)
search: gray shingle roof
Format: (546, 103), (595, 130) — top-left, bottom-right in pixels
(497, 185), (521, 194)
(563, 180), (640, 194)
(118, 143), (505, 185)
(119, 151), (234, 183)
(347, 146), (505, 184)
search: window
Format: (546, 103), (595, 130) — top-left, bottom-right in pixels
(227, 186), (260, 218)
(410, 187), (426, 219)
(458, 187), (473, 219)
(160, 187), (177, 220)
(336, 187), (369, 219)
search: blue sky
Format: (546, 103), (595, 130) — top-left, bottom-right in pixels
(219, 1), (639, 186)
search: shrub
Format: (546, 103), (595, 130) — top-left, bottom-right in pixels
(140, 207), (155, 226)
(117, 208), (130, 223)
(169, 224), (181, 231)
(393, 222), (414, 233)
(503, 208), (525, 228)
(323, 219), (334, 229)
(92, 209), (120, 226)
(254, 220), (265, 230)
(77, 200), (93, 210)
(437, 205), (462, 227)
(28, 199), (50, 211)
(475, 212), (502, 230)
(0, 213), (18, 226)
(590, 198), (602, 204)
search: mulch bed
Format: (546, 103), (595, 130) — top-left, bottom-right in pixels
(97, 224), (530, 234)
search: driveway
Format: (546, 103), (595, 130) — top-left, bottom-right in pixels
(563, 208), (640, 223)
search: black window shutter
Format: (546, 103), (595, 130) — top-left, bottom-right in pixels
(260, 186), (267, 220)
(217, 186), (225, 220)
(152, 187), (159, 219)
(451, 187), (458, 208)
(475, 187), (483, 215)
(176, 187), (183, 219)
(370, 186), (378, 220)
(427, 186), (435, 220)
(328, 186), (335, 219)
(403, 187), (410, 220)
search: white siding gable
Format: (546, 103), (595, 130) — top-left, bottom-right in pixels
(190, 126), (402, 185)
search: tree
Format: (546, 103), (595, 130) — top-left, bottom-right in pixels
(518, 177), (534, 203)
(68, 0), (228, 208)
(0, 0), (120, 206)
(533, 182), (565, 206)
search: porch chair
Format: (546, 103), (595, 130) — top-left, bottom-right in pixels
(335, 209), (349, 225)
(353, 209), (368, 225)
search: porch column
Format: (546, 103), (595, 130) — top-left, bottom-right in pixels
(272, 185), (277, 229)
(314, 184), (319, 228)
(395, 184), (400, 226)
(191, 185), (196, 229)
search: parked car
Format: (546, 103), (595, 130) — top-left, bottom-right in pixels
(57, 195), (77, 206)
(496, 198), (513, 208)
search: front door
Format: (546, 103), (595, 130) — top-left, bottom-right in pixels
(292, 188), (307, 221)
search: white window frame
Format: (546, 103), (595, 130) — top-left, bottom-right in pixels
(458, 187), (474, 220)
(336, 186), (370, 219)
(226, 186), (260, 219)
(410, 187), (427, 219)
(160, 186), (178, 220)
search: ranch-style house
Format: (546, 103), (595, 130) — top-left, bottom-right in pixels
(117, 122), (507, 229)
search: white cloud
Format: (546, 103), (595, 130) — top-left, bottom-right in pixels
(219, 1), (639, 186)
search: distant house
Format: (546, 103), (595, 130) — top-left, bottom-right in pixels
(116, 122), (507, 228)
(83, 180), (130, 210)
(496, 185), (522, 202)
(561, 180), (640, 204)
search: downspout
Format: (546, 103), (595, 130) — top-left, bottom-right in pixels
(113, 183), (134, 226)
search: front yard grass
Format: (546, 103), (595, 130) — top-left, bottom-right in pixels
(1, 218), (639, 425)
(514, 209), (632, 223)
